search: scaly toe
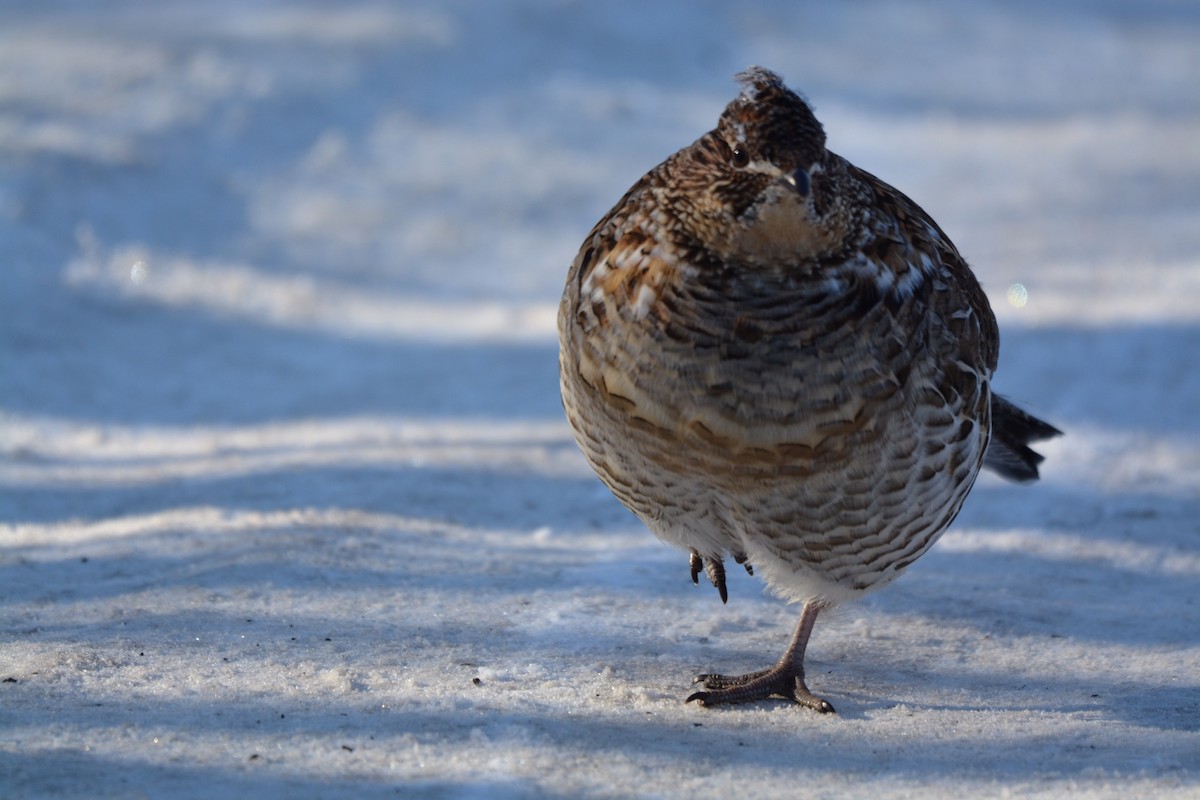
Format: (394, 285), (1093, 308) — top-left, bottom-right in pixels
(685, 666), (834, 712)
(693, 669), (771, 690)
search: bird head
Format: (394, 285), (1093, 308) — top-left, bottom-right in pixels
(663, 67), (851, 269)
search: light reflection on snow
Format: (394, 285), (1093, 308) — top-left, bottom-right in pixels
(65, 245), (558, 343)
(0, 414), (588, 487)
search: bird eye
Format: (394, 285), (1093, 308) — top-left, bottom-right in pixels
(730, 145), (750, 168)
(791, 168), (811, 197)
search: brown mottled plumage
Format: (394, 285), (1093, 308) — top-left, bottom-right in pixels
(558, 67), (1060, 711)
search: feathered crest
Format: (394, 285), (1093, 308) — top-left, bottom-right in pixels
(734, 66), (788, 101)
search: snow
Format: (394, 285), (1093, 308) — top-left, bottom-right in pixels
(2, 1), (1198, 797)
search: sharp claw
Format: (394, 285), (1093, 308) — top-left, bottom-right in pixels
(734, 552), (753, 575)
(704, 557), (728, 604)
(689, 550), (702, 585)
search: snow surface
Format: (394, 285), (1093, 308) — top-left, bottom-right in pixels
(2, 1), (1198, 798)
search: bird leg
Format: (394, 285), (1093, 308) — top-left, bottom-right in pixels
(688, 550), (729, 604)
(686, 601), (835, 713)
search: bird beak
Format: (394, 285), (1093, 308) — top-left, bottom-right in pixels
(781, 167), (811, 198)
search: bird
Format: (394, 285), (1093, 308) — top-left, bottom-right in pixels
(557, 67), (1061, 712)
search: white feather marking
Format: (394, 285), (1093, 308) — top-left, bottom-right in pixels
(580, 261), (607, 297)
(873, 265), (897, 290)
(887, 251), (937, 299)
(893, 265), (926, 298)
(632, 283), (657, 318)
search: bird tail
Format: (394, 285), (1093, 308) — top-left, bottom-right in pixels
(984, 395), (1062, 483)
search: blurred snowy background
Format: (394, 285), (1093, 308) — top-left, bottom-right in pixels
(2, 1), (1198, 798)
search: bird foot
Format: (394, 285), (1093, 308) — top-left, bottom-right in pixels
(686, 664), (835, 713)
